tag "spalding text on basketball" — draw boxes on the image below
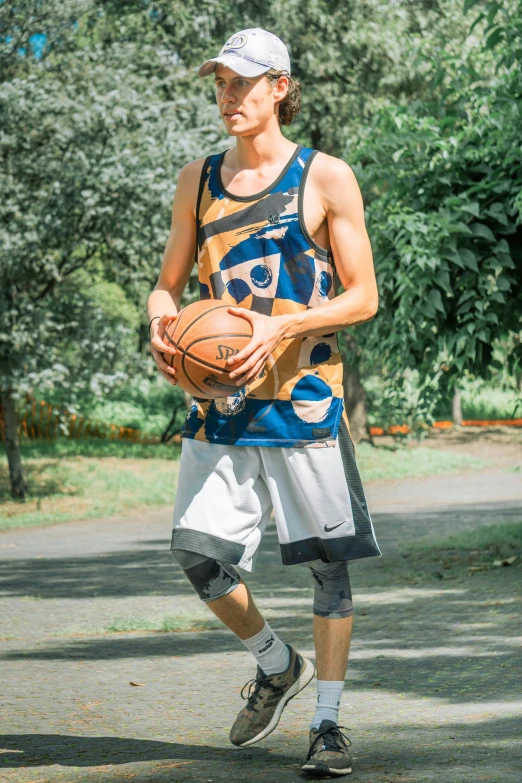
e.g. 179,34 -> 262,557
216,345 -> 239,361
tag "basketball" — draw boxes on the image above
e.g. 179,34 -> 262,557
163,300 -> 253,399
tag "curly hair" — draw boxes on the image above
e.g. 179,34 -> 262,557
265,69 -> 302,126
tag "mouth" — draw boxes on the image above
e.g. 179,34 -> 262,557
223,110 -> 242,121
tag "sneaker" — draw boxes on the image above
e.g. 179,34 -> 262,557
301,719 -> 353,777
229,644 -> 315,747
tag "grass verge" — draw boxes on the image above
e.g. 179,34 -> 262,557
399,520 -> 522,576
1,437 -> 492,532
0,439 -> 180,531
64,614 -> 222,636
356,443 -> 490,482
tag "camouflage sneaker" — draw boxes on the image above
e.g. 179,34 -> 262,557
301,720 -> 353,777
229,644 -> 315,747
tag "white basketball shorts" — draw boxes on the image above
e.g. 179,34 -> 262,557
171,419 -> 381,572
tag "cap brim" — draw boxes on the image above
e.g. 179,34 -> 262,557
198,54 -> 270,78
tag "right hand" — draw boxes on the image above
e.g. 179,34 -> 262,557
150,314 -> 178,385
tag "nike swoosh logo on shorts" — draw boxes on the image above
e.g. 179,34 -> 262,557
323,522 -> 344,533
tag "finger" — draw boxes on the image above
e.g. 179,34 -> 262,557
157,314 -> 178,347
152,335 -> 176,355
229,347 -> 266,380
234,358 -> 266,386
151,348 -> 177,377
227,338 -> 261,366
228,306 -> 254,326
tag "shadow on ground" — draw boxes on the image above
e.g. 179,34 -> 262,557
1,716 -> 520,780
1,501 -> 521,601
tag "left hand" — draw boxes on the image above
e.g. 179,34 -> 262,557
226,308 -> 287,386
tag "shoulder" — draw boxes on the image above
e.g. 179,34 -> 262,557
307,151 -> 361,209
173,155 -> 213,217
177,155 -> 210,189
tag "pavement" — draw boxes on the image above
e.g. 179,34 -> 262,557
1,465 -> 521,783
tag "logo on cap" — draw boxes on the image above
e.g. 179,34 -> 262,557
224,35 -> 247,50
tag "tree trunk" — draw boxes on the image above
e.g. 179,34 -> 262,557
1,388 -> 27,499
343,361 -> 369,443
452,387 -> 463,426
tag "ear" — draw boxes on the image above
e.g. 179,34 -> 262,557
271,74 -> 289,103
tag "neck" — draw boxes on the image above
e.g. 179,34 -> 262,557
231,122 -> 297,171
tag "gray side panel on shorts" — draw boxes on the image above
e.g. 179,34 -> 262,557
280,418 -> 382,565
170,528 -> 246,565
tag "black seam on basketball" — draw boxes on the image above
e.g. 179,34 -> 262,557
176,304 -> 236,345
182,352 -> 239,394
181,350 -> 212,396
164,309 -> 190,347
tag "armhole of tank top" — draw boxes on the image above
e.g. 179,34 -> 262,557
193,156 -> 214,265
298,150 -> 331,259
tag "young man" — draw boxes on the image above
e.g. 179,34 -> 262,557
148,27 -> 381,777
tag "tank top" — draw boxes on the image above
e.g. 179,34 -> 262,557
181,143 -> 345,448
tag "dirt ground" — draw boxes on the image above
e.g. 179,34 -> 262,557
0,429 -> 521,783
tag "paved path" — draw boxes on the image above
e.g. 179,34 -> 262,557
1,469 -> 521,783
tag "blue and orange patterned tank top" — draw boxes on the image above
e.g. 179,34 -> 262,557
181,144 -> 345,448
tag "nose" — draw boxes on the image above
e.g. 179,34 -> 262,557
220,82 -> 236,104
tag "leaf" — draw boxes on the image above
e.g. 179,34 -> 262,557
129,681 -> 145,686
471,223 -> 496,242
496,276 -> 511,292
460,202 -> 480,217
435,270 -> 452,295
459,248 -> 479,272
463,0 -> 482,12
428,289 -> 445,314
494,239 -> 509,253
486,27 -> 504,49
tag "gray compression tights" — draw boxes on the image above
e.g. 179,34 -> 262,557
171,549 -> 353,619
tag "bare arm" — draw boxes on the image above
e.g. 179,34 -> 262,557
147,159 -> 204,383
280,154 -> 378,339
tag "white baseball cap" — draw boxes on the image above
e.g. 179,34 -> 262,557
198,27 -> 291,78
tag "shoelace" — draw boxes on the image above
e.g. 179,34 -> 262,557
240,676 -> 285,712
307,725 -> 352,760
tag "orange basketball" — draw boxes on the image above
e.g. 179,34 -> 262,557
163,300 -> 253,399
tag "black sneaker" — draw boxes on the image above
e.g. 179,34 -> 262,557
301,719 -> 353,777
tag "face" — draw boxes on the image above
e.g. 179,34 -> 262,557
214,65 -> 288,136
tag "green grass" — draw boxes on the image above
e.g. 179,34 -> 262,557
404,520 -> 522,558
0,439 -> 180,531
65,614 -> 222,635
1,437 -> 493,532
14,438 -> 180,460
356,443 -> 490,482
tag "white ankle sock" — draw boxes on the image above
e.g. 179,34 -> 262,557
241,621 -> 290,675
311,680 -> 344,729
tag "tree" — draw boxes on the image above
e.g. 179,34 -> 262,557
350,0 -> 522,429
0,0 -> 217,497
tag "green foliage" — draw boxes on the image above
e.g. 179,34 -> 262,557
352,0 -> 522,411
0,0 -> 218,404
89,375 -> 187,435
434,377 -> 522,420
